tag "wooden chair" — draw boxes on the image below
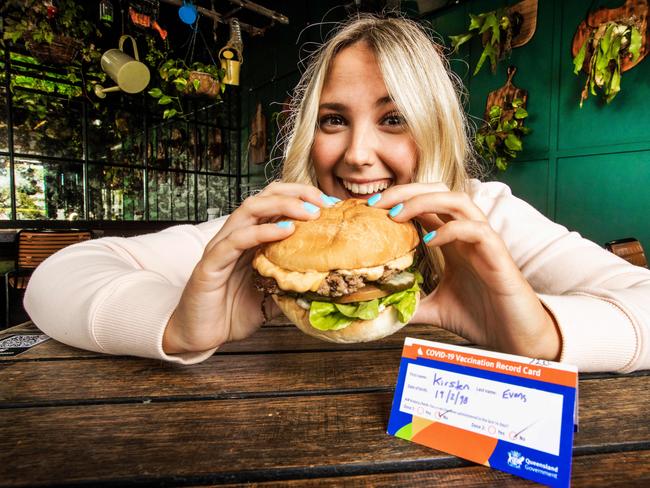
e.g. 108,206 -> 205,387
4,229 -> 93,327
604,237 -> 648,268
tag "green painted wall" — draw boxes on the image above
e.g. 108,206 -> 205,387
241,1 -> 650,252
431,0 -> 650,252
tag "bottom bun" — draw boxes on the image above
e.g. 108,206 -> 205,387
273,294 -> 418,343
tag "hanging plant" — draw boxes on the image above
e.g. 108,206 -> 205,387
2,0 -> 102,66
450,8 -> 523,75
475,98 -> 531,172
148,59 -> 225,119
572,18 -> 643,107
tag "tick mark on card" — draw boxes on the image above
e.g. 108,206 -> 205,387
438,409 -> 452,419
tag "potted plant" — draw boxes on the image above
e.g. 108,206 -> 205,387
2,0 -> 101,66
450,8 -> 523,75
474,98 -> 531,171
572,18 -> 642,107
148,58 -> 225,119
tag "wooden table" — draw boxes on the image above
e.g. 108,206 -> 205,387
1,321 -> 649,487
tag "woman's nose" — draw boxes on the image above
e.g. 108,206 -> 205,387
344,127 -> 374,167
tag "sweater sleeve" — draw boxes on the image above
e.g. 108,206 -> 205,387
470,180 -> 650,373
23,217 -> 229,364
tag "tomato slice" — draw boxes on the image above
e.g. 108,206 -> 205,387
333,284 -> 391,304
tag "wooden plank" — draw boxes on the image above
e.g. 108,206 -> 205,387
219,450 -> 650,487
0,323 -> 467,361
1,383 -> 648,486
0,349 -> 405,404
2,337 -> 649,406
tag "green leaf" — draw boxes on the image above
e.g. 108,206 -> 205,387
486,134 -> 497,150
193,79 -> 200,91
172,78 -> 188,88
334,299 -> 380,321
502,119 -> 517,131
496,156 -> 508,171
468,13 -> 484,31
473,42 -> 497,75
511,98 -> 523,108
148,88 -> 163,98
600,23 -> 614,56
629,27 -> 642,62
158,95 -> 173,105
163,108 -> 178,119
573,38 -> 588,75
514,107 -> 528,119
309,302 -> 353,331
449,32 -> 475,51
505,133 -> 523,151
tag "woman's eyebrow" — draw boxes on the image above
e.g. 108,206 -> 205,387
319,96 -> 394,111
375,96 -> 393,107
318,102 -> 346,111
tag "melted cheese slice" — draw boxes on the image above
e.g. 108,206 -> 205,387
253,250 -> 415,293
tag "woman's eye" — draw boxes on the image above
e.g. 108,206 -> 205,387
319,114 -> 345,127
383,112 -> 406,126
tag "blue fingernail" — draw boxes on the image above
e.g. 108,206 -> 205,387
367,193 -> 382,206
321,194 -> 335,206
276,220 -> 293,229
303,201 -> 320,214
389,203 -> 403,218
423,230 -> 437,244
329,195 -> 341,203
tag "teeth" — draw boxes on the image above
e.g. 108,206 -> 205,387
342,179 -> 390,195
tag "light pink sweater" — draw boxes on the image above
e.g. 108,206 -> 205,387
24,181 -> 650,372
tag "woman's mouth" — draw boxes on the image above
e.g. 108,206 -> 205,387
340,178 -> 392,199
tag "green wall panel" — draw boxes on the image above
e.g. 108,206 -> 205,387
495,158 -> 549,215
556,151 -> 650,251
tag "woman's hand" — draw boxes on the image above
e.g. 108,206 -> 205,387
374,183 -> 561,360
163,183 -> 334,354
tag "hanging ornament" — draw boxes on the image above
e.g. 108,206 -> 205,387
219,19 -> 243,86
99,0 -> 114,26
45,0 -> 58,20
178,1 -> 198,25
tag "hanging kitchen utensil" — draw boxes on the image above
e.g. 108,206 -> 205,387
484,66 -> 528,120
572,0 -> 649,73
509,0 -> 538,48
94,35 -> 151,98
248,102 -> 267,165
219,19 -> 243,86
178,1 -> 198,25
129,0 -> 167,39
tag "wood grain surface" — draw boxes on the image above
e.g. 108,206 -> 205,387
1,322 -> 648,487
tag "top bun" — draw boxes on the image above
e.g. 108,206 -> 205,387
261,198 -> 419,272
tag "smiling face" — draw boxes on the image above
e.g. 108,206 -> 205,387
310,41 -> 418,201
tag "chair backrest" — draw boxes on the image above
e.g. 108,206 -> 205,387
604,237 -> 648,268
16,229 -> 93,270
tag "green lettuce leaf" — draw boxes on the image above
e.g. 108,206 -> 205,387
308,272 -> 422,331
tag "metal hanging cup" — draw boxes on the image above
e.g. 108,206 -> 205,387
96,35 -> 150,97
219,47 -> 242,86
178,1 -> 198,25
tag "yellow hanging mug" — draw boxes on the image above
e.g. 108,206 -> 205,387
219,46 -> 242,86
95,35 -> 150,98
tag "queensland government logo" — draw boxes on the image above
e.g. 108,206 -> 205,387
507,450 -> 525,469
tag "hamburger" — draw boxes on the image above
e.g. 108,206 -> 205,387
252,198 -> 422,343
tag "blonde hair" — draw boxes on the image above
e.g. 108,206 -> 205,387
279,14 -> 475,292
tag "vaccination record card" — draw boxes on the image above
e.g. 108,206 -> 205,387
387,337 -> 578,487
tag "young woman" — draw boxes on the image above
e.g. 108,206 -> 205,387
25,15 -> 650,372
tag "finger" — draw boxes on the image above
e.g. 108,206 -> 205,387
208,194 -> 323,252
259,181 -> 337,208
422,220 -> 511,270
204,221 -> 296,272
389,191 -> 487,226
368,182 -> 450,209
